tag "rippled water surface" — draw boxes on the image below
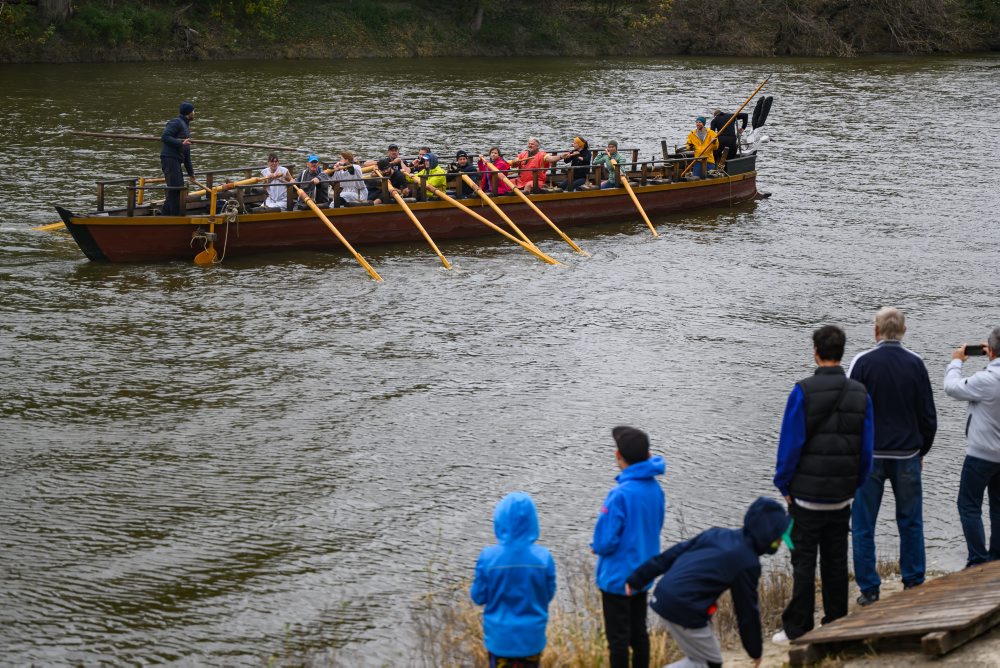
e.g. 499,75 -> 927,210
2,56 -> 1000,664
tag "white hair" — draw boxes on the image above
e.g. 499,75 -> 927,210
875,307 -> 906,341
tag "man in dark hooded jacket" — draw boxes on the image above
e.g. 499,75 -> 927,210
626,497 -> 792,668
159,101 -> 197,215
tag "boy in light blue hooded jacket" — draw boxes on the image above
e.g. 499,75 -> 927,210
592,426 -> 666,668
472,492 -> 557,667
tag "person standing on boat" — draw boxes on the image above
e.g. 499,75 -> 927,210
296,155 -> 331,209
477,147 -> 511,196
943,327 -> 1000,568
259,153 -> 293,211
511,137 -> 548,194
710,109 -> 748,165
159,101 -> 196,216
331,151 -> 368,206
848,307 -> 937,607
592,140 -> 627,190
771,325 -> 874,645
546,135 -> 592,191
686,117 -> 719,179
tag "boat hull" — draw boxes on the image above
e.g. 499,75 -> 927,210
56,172 -> 758,263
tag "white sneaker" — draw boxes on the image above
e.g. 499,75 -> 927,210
772,630 -> 790,644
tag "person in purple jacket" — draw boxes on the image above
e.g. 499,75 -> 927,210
592,426 -> 666,668
626,497 -> 793,668
471,492 -> 557,668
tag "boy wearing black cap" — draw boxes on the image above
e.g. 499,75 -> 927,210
592,426 -> 666,668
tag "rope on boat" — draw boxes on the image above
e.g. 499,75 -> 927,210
216,199 -> 241,263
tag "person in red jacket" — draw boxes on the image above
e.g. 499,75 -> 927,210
510,137 -> 548,194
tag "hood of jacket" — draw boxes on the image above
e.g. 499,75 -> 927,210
494,491 -> 539,546
743,497 -> 790,555
617,455 -> 666,483
424,152 -> 439,170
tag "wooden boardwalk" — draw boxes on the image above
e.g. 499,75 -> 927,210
789,561 -> 1000,665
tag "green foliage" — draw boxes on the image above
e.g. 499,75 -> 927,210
61,4 -> 170,47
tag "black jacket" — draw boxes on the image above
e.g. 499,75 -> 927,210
710,112 -> 748,138
160,115 -> 194,177
789,367 -> 869,503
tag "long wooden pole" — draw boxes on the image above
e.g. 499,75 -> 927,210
483,162 -> 588,256
610,158 -> 658,237
379,171 -> 451,269
681,75 -> 771,177
292,185 -> 383,281
460,174 -> 535,247
422,183 -> 561,266
74,131 -> 302,153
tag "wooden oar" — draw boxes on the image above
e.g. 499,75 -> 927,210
459,174 -> 536,247
422,183 -> 560,266
187,178 -> 222,265
610,158 -> 658,237
74,131 -> 302,152
378,170 -> 451,269
681,75 -> 771,177
291,184 -> 383,281
483,162 -> 588,256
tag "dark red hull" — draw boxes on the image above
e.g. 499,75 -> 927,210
56,172 -> 758,263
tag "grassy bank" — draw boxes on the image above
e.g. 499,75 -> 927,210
1,0 -> 997,63
413,554 -> 901,667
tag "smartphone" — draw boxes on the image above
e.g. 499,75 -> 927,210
965,344 -> 987,356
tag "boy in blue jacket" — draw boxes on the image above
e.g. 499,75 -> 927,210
592,426 -> 666,668
471,492 -> 557,668
626,497 -> 793,668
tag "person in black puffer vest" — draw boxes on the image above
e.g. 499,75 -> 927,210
772,324 -> 874,644
159,101 -> 197,216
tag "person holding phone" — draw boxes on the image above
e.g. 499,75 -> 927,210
944,327 -> 1000,567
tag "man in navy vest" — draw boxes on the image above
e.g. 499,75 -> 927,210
772,325 -> 874,643
848,308 -> 937,606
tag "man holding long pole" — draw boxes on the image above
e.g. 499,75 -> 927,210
159,101 -> 197,216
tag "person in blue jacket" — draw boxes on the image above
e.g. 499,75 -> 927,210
471,492 -> 556,668
159,101 -> 196,216
626,497 -> 793,668
592,426 -> 666,668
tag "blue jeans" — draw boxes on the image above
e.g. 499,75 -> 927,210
851,457 -> 925,595
691,161 -> 714,178
957,455 -> 1000,567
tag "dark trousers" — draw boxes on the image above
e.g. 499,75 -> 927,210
957,455 -> 1000,567
714,136 -> 739,164
601,590 -> 649,668
488,654 -> 540,668
782,502 -> 850,639
160,156 -> 184,215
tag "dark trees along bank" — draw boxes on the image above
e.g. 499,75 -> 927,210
0,0 -> 997,62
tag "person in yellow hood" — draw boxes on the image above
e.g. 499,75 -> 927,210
686,116 -> 719,178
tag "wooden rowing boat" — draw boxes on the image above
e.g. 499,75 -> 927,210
54,152 -> 761,264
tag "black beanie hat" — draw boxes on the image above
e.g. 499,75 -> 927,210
612,426 -> 650,464
179,101 -> 195,116
377,157 -> 391,171
456,150 -> 469,159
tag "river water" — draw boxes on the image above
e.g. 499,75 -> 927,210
1,56 -> 999,664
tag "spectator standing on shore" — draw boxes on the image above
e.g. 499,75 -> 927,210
471,492 -> 556,668
159,101 -> 196,215
772,325 -> 874,643
592,426 -> 666,668
944,327 -> 1000,567
626,497 -> 792,668
847,307 -> 937,606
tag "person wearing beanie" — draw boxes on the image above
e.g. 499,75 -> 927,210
471,492 -> 557,668
685,116 -> 719,179
366,156 -> 407,206
592,140 -> 627,190
627,498 -> 793,668
591,426 -> 666,668
545,135 -> 592,191
710,108 -> 748,165
447,150 -> 478,198
158,101 -> 197,215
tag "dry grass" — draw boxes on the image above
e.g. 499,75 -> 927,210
413,553 -> 903,666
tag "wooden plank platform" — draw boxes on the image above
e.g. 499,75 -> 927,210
789,560 -> 1000,665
